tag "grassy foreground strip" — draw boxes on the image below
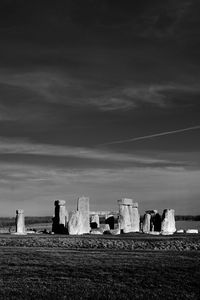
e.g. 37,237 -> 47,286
0,247 -> 199,299
0,234 -> 200,250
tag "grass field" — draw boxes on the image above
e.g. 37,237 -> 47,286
0,235 -> 200,299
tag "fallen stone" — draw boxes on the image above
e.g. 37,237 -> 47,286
161,231 -> 174,235
148,231 -> 160,235
110,228 -> 120,235
90,229 -> 103,235
99,224 -> 110,232
186,229 -> 198,234
176,229 -> 184,233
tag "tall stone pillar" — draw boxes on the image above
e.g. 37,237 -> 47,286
16,209 -> 25,234
142,213 -> 151,233
161,209 -> 176,234
52,200 -> 67,234
118,199 -> 140,233
77,196 -> 90,234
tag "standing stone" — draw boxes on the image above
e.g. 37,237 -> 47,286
68,211 -> 81,235
52,200 -> 67,234
105,215 -> 115,230
142,213 -> 151,233
77,196 -> 90,234
68,196 -> 90,235
16,209 -> 25,234
154,213 -> 162,232
161,209 -> 176,234
118,199 -> 140,233
90,214 -> 100,229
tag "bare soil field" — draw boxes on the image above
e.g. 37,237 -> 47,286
0,234 -> 200,299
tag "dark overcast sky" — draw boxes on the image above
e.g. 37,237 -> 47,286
0,0 -> 200,216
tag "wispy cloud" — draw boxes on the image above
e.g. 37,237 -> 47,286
0,137 -> 174,167
1,70 -> 200,112
0,161 -> 199,215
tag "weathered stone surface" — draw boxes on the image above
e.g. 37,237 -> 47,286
90,229 -> 103,235
110,228 -> 120,235
119,200 -> 140,233
148,231 -> 160,235
145,210 -> 158,215
161,209 -> 176,234
77,196 -> 90,234
142,213 -> 151,233
52,200 -> 67,234
105,215 -> 115,230
15,209 -> 25,234
186,229 -> 198,234
161,231 -> 174,235
68,211 -> 81,235
144,210 -> 161,232
68,197 -> 90,235
90,214 -> 100,229
99,224 -> 110,232
118,198 -> 133,206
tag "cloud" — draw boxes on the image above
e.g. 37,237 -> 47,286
0,160 -> 199,215
0,137 -> 176,167
0,69 -> 200,113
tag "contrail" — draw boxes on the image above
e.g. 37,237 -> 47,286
99,125 -> 200,146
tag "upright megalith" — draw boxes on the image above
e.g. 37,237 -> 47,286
142,213 -> 151,233
15,209 -> 25,234
161,209 -> 176,234
142,210 -> 161,233
77,196 -> 90,234
118,199 -> 140,233
52,200 -> 67,234
68,211 -> 81,235
154,213 -> 162,232
68,196 -> 90,235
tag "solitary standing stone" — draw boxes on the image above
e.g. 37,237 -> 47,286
52,200 -> 67,234
161,209 -> 176,234
16,209 -> 25,234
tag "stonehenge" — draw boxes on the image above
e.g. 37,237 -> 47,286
11,197 -> 181,236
